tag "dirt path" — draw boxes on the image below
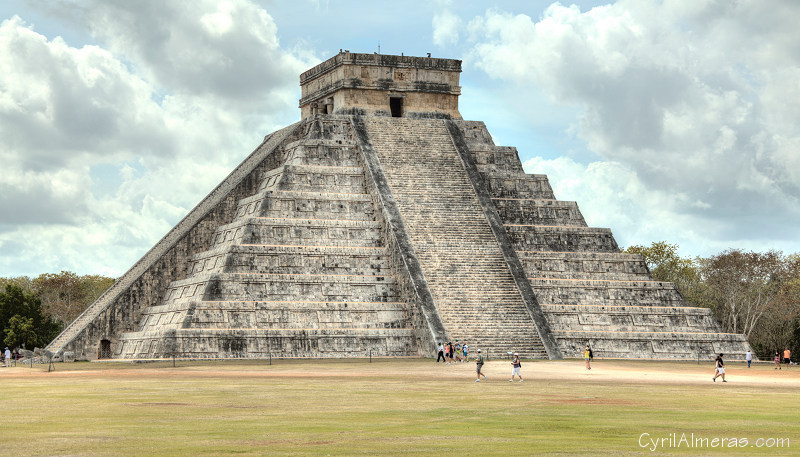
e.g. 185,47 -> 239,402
2,359 -> 799,388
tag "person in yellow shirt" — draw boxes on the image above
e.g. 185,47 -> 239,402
584,345 -> 591,370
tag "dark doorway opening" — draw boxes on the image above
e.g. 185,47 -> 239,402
99,339 -> 112,359
390,97 -> 403,117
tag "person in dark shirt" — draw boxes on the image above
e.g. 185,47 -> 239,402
712,353 -> 727,382
475,349 -> 487,382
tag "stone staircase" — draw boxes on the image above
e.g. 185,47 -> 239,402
363,117 -> 548,358
114,117 -> 418,358
455,120 -> 752,360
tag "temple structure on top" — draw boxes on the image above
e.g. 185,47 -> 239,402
299,51 -> 462,119
47,52 -> 752,361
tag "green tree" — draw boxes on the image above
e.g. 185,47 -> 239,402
0,276 -> 35,294
750,253 -> 800,358
700,249 -> 786,338
623,241 -> 705,306
0,284 -> 62,348
32,271 -> 114,325
4,315 -> 38,349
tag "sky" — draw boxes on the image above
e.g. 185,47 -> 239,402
1,0 -> 799,277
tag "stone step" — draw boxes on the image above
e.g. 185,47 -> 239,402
365,117 -> 548,356
484,174 -> 556,199
529,278 -> 684,305
226,250 -> 388,276
210,217 -> 384,248
493,198 -> 587,227
282,138 -> 361,167
455,120 -> 496,146
469,145 -> 524,172
554,331 -> 751,360
260,191 -> 375,221
188,244 -> 389,275
115,327 -> 417,359
146,300 -> 409,315
260,164 -> 367,193
517,251 -> 651,280
160,272 -> 398,304
505,225 -> 620,253
233,190 -> 373,221
138,307 -> 412,332
546,315 -> 724,334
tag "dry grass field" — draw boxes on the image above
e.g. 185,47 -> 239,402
2,358 -> 798,456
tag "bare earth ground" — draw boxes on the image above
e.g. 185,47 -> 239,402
3,357 -> 799,387
1,358 -> 798,456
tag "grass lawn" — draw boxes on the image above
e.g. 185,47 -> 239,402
2,358 -> 798,456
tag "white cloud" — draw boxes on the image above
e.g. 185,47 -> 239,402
449,0 -> 800,254
0,1 -> 314,276
433,10 -> 461,47
42,0 -> 311,104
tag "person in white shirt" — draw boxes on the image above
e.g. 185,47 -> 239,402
746,350 -> 753,368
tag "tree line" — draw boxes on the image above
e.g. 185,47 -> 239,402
0,272 -> 114,350
624,242 -> 800,359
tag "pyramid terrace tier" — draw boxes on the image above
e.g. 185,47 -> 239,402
505,225 -> 620,252
470,146 -> 527,175
493,198 -> 588,227
188,245 -> 391,276
208,218 -> 384,248
517,251 -> 652,280
553,329 -> 752,360
229,190 -> 375,222
455,120 -> 497,147
159,272 -> 398,305
529,278 -> 684,306
281,138 -> 361,167
481,174 -> 557,200
114,327 -> 418,359
542,304 -> 724,333
137,300 -> 412,332
256,164 -> 368,194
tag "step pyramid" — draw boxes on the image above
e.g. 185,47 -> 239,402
47,52 -> 751,361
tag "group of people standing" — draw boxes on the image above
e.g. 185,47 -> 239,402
436,342 -> 524,383
436,341 -> 469,364
773,348 -> 792,369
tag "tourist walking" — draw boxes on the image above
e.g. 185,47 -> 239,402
462,342 -> 469,362
444,342 -> 451,364
713,353 -> 727,382
509,352 -> 523,382
448,341 -> 455,364
775,352 -> 781,370
584,345 -> 592,370
784,348 -> 791,369
4,347 -> 10,368
475,349 -> 487,382
746,350 -> 752,368
454,340 -> 463,363
436,342 -> 445,362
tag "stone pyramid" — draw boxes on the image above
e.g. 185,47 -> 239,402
47,52 -> 751,360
